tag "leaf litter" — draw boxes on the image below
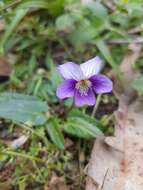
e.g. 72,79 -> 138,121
86,44 -> 143,190
0,57 -> 11,76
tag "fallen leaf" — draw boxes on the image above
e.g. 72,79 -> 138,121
0,57 -> 11,76
10,135 -> 29,149
47,175 -> 70,190
65,138 -> 74,149
113,43 -> 141,100
86,44 -> 143,190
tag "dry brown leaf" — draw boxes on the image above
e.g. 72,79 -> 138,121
47,175 -> 70,190
0,57 -> 11,76
87,100 -> 143,190
113,44 -> 141,100
0,186 -> 12,190
65,138 -> 74,149
86,44 -> 143,190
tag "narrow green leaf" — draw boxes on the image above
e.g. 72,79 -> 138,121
95,39 -> 116,68
0,9 -> 28,52
46,119 -> 64,149
17,0 -> 49,9
17,0 -> 65,16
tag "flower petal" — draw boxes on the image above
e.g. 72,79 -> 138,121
58,62 -> 83,81
80,56 -> 102,78
56,79 -> 76,99
74,88 -> 96,107
90,74 -> 113,94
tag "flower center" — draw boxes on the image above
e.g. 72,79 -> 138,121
75,79 -> 92,96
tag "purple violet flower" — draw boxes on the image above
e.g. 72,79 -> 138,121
56,56 -> 113,107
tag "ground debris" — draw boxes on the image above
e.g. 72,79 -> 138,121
0,57 -> 11,76
46,175 -> 70,190
86,44 -> 143,190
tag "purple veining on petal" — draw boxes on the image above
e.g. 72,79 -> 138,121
56,79 -> 76,99
58,62 -> 84,81
80,56 -> 102,78
74,88 -> 96,107
56,56 -> 113,107
90,74 -> 113,94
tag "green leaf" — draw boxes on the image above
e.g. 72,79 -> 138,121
18,0 -> 65,16
47,55 -> 62,88
56,14 -> 74,31
68,19 -> 96,46
46,118 -> 64,149
132,77 -> 143,94
0,93 -> 48,125
95,39 -> 116,68
17,0 -> 49,9
63,111 -> 102,139
0,9 -> 28,52
86,2 -> 108,19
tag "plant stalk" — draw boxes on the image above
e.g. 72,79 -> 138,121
91,94 -> 102,118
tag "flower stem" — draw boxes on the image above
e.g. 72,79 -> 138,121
91,94 -> 102,118
82,105 -> 87,114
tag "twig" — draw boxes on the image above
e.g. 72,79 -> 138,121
107,37 -> 143,44
128,26 -> 143,34
100,169 -> 109,190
